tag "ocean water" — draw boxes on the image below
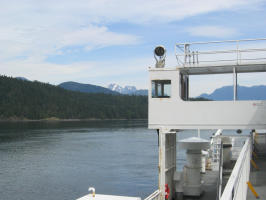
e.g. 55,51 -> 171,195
0,120 -> 250,200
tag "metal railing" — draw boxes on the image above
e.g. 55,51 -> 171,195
209,132 -> 222,171
144,190 -> 160,200
216,142 -> 223,200
211,137 -> 222,163
220,138 -> 251,200
175,38 -> 266,67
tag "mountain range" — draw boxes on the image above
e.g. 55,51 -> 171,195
14,78 -> 147,95
58,82 -> 147,95
199,85 -> 266,100
13,77 -> 266,100
108,83 -> 148,95
58,81 -> 119,95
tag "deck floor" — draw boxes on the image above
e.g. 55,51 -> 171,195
247,132 -> 266,200
247,156 -> 266,200
179,134 -> 265,200
183,171 -> 219,200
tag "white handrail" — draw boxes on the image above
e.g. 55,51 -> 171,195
176,38 -> 266,46
175,38 -> 266,67
217,141 -> 223,200
220,138 -> 251,200
144,190 -> 160,200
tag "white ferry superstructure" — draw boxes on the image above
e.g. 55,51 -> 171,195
77,38 -> 266,200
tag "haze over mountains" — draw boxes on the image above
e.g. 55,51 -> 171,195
60,81 -> 266,100
199,85 -> 266,100
15,77 -> 148,95
58,82 -> 148,95
14,77 -> 266,100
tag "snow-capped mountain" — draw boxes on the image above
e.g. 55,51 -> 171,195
108,83 -> 147,95
108,83 -> 124,93
124,86 -> 137,94
59,82 -> 119,95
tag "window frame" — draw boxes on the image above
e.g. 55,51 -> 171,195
151,80 -> 171,98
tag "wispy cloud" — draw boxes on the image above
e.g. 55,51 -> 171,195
0,0 -> 265,91
1,57 -> 153,88
0,24 -> 140,62
61,25 -> 140,50
18,0 -> 259,24
186,25 -> 238,38
0,0 -> 261,61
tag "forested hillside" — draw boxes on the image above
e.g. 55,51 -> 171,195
0,76 -> 147,120
58,81 -> 118,94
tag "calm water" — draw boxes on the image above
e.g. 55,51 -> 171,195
0,120 -> 250,200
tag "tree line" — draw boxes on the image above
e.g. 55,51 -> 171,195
0,76 -> 147,120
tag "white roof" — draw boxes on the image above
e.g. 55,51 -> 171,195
179,63 -> 266,75
256,129 -> 266,134
76,194 -> 141,200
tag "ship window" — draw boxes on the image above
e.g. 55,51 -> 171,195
189,74 -> 233,101
152,80 -> 171,98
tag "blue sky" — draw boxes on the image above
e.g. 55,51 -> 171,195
1,0 -> 266,96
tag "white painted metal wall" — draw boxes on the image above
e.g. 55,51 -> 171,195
148,69 -> 266,130
158,128 -> 176,200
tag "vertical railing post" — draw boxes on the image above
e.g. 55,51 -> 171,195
192,51 -> 195,65
235,40 -> 240,103
236,40 -> 240,65
184,44 -> 190,67
196,51 -> 199,65
233,67 -> 238,101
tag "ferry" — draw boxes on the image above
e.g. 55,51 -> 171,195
77,38 -> 266,200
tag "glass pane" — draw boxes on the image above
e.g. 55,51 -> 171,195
152,81 -> 156,97
164,83 -> 171,97
157,83 -> 162,96
151,80 -> 171,98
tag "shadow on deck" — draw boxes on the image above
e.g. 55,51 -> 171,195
247,133 -> 266,200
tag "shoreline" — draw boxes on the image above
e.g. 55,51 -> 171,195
0,118 -> 147,122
